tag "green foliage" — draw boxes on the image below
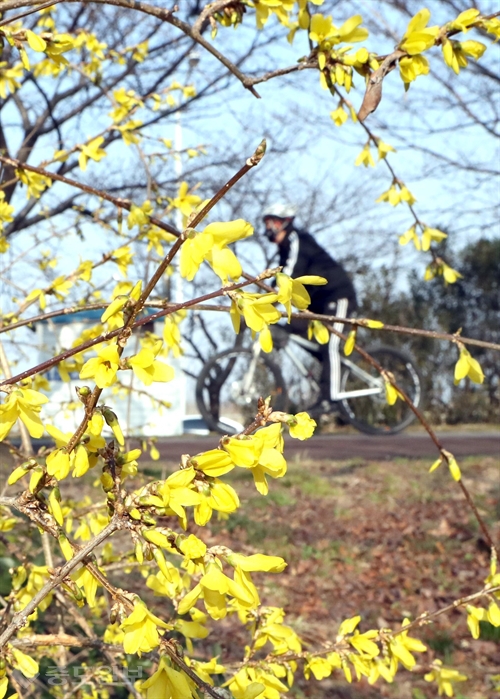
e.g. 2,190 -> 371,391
358,238 -> 499,423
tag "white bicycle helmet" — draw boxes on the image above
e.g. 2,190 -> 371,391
262,202 -> 297,219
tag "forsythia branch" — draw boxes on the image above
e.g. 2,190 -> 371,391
0,519 -> 119,648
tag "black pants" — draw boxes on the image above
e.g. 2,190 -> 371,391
276,298 -> 355,401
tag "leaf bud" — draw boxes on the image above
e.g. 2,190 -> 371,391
102,407 -> 125,445
253,138 -> 266,161
76,386 -> 92,404
170,639 -> 184,658
61,579 -> 84,602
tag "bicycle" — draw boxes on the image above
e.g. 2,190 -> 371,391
195,326 -> 423,436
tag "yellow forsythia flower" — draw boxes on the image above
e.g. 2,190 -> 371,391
454,346 -> 484,384
226,552 -> 287,573
308,320 -> 329,344
288,412 -> 317,440
138,657 -> 196,698
399,8 -> 439,56
399,224 -> 420,250
126,340 -> 174,386
180,219 -> 253,283
355,144 -> 375,167
421,227 -> 447,251
424,659 -> 467,696
79,344 -> 120,388
222,424 -> 286,495
78,136 -> 107,171
399,54 -> 430,83
121,600 -> 169,654
168,180 -> 202,218
10,647 -> 39,678
442,38 -> 486,74
0,388 -> 48,441
388,619 -> 427,669
330,105 -> 348,126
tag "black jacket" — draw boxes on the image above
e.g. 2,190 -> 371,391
277,227 -> 357,313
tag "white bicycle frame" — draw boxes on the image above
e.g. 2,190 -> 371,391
245,333 -> 383,402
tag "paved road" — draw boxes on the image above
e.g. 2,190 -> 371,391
158,431 -> 500,462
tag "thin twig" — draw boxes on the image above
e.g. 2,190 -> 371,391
0,519 -> 119,649
0,0 -> 62,26
0,154 -> 179,238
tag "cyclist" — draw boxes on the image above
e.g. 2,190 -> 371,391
263,203 -> 358,415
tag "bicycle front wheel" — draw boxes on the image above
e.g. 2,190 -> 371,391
195,348 -> 288,434
338,346 -> 423,435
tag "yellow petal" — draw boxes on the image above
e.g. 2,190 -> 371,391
365,319 -> 384,329
454,353 -> 469,382
467,356 -> 484,384
385,382 -> 398,405
259,326 -> 273,353
448,456 -> 461,481
26,30 -> 47,52
344,330 -> 356,356
72,445 -> 90,477
194,449 -> 234,477
229,553 -> 287,573
294,275 -> 328,285
429,457 -> 442,473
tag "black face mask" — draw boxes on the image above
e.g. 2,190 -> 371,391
265,228 -> 279,242
263,218 -> 292,243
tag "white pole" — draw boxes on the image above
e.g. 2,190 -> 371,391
171,52 -> 200,304
172,110 -> 184,304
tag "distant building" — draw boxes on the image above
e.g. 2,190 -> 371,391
36,310 -> 185,437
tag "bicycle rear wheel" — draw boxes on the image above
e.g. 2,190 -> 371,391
338,346 -> 423,435
195,348 -> 288,434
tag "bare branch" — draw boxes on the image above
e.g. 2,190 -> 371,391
0,519 -> 119,649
